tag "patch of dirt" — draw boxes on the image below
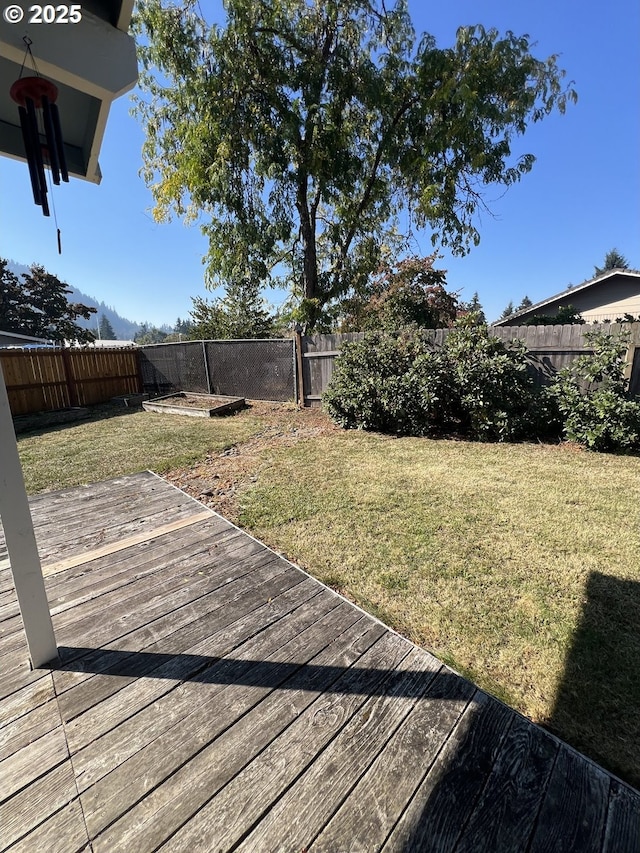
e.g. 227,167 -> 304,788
152,393 -> 244,410
163,400 -> 338,522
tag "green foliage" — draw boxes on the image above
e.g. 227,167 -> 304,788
98,315 -> 116,340
0,258 -> 96,343
444,319 -> 549,440
595,248 -> 629,277
523,305 -> 584,325
134,323 -> 169,345
551,330 -> 640,452
458,292 -> 486,324
324,319 -> 553,441
340,254 -> 456,332
499,300 -> 514,320
322,331 -> 426,434
188,282 -> 275,340
133,1 -> 576,329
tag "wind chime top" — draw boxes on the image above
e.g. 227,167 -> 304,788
10,37 -> 69,250
10,76 -> 60,109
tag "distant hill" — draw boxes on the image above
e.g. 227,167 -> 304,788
5,260 -> 143,340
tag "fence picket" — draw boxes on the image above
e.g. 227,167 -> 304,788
299,324 -> 640,406
0,348 -> 142,416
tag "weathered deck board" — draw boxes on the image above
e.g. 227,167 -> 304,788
309,667 -> 475,852
5,798 -> 90,853
528,747 -> 610,853
1,471 -> 639,853
603,780 -> 640,853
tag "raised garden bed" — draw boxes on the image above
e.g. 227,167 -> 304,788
13,407 -> 90,433
142,392 -> 245,418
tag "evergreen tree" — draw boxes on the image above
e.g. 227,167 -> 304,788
188,282 -> 275,340
516,295 -> 533,311
499,300 -> 514,320
134,324 -> 168,344
458,291 -> 486,324
98,314 -> 116,340
187,298 -> 225,340
594,249 -> 629,277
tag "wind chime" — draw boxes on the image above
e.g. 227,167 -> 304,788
9,38 -> 68,251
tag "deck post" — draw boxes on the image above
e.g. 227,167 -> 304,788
0,361 -> 57,668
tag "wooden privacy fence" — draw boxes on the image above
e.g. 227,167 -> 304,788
1,348 -> 142,416
4,324 -> 640,415
300,324 -> 640,407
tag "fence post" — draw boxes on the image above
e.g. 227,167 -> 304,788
61,348 -> 79,407
0,361 -> 57,668
294,329 -> 305,406
202,341 -> 213,395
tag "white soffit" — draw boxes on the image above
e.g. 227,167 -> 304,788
0,1 -> 137,183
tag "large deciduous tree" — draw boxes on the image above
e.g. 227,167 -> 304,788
0,259 -> 96,343
134,0 -> 576,329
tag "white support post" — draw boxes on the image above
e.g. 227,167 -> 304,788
0,361 -> 57,668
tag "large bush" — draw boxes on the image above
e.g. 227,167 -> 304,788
321,332 -> 426,434
551,330 -> 640,451
324,320 -> 557,441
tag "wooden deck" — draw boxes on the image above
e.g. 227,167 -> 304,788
1,471 -> 639,852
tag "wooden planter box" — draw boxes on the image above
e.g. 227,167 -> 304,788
142,392 -> 245,418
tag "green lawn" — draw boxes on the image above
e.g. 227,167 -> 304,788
17,406 -> 264,493
15,406 -> 640,787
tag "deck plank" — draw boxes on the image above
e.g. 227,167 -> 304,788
157,617 -> 390,852
50,553 -> 287,706
528,746 -> 610,853
6,798 -> 90,853
235,645 -> 440,852
89,600 -> 364,850
82,589 -> 341,839
309,667 -> 475,852
60,569 -> 312,747
0,725 -> 70,803
452,713 -> 559,852
0,697 -> 61,760
603,780 -> 640,852
381,689 -> 514,852
0,760 -> 78,849
0,677 -> 55,733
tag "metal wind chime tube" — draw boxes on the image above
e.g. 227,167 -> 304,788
10,75 -> 69,217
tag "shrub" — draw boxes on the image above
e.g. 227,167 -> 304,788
551,330 -> 640,451
324,320 -> 559,442
443,320 -> 545,441
323,332 -> 424,434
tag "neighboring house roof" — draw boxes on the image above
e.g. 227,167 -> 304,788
90,340 -> 136,348
0,330 -> 52,347
493,269 -> 640,326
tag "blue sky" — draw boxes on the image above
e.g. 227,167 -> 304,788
0,0 -> 638,326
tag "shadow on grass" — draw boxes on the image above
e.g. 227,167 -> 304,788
14,397 -> 256,439
13,402 -> 143,438
545,571 -> 640,789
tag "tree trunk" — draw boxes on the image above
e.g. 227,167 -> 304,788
297,177 -> 320,328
